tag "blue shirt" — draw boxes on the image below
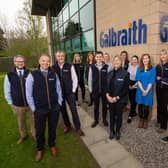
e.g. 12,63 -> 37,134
26,71 -> 63,112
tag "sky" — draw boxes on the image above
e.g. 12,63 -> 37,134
0,0 -> 24,28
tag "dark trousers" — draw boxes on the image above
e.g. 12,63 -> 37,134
89,92 -> 93,104
128,88 -> 137,117
34,108 -> 60,151
138,104 -> 150,120
109,103 -> 124,132
93,93 -> 107,122
156,88 -> 168,129
75,81 -> 85,101
61,94 -> 81,130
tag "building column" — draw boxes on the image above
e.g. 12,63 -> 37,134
46,9 -> 54,65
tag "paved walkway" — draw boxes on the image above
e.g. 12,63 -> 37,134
73,106 -> 143,168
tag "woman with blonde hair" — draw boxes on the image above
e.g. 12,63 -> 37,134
73,53 -> 85,103
136,54 -> 156,129
106,55 -> 129,140
156,49 -> 168,133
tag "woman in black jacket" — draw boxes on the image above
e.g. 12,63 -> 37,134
73,53 -> 85,103
156,49 -> 168,133
106,55 -> 129,140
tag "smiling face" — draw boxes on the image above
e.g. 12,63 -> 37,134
131,56 -> 138,66
104,53 -> 110,63
160,50 -> 168,64
142,55 -> 150,66
74,53 -> 81,63
95,53 -> 103,64
56,51 -> 65,65
14,56 -> 25,69
39,55 -> 51,70
113,56 -> 122,70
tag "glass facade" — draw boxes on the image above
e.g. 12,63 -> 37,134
51,0 -> 95,62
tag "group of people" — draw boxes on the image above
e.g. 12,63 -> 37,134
4,49 -> 168,161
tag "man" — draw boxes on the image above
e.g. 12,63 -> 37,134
52,51 -> 84,136
26,53 -> 62,161
103,52 -> 113,72
88,51 -> 108,128
4,55 -> 35,144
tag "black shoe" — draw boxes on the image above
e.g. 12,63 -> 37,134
161,136 -> 168,143
127,117 -> 132,124
109,130 -> 115,140
91,121 -> 98,128
116,131 -> 120,140
103,120 -> 108,127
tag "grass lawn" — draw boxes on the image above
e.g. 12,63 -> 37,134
0,74 -> 99,168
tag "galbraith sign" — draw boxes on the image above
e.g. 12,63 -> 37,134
160,16 -> 168,43
99,19 -> 147,48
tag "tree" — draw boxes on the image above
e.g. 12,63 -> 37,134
0,27 -> 7,51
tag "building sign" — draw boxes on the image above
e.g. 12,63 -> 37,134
160,16 -> 168,43
100,19 -> 147,48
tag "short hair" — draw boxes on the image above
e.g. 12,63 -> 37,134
104,52 -> 110,57
113,55 -> 122,62
39,53 -> 51,60
55,50 -> 65,56
95,51 -> 103,56
13,55 -> 25,62
131,55 -> 139,61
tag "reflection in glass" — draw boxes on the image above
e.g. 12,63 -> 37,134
70,0 -> 78,16
80,1 -> 93,31
82,30 -> 94,51
79,0 -> 89,8
63,6 -> 69,22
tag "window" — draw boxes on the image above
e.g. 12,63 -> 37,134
63,6 -> 69,22
70,0 -> 78,17
79,0 -> 89,8
82,30 -> 94,51
80,1 -> 94,31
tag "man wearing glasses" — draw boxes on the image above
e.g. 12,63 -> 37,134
4,55 -> 35,144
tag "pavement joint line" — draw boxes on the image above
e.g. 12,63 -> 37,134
68,106 -> 143,168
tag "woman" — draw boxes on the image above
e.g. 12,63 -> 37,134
120,50 -> 129,70
127,55 -> 139,123
73,53 -> 85,103
85,52 -> 95,106
136,54 -> 156,129
106,55 -> 129,140
156,49 -> 168,133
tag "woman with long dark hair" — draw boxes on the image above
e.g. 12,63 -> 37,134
136,54 -> 156,129
85,52 -> 95,106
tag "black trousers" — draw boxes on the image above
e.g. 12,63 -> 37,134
138,104 -> 150,120
34,107 -> 60,151
156,88 -> 168,129
75,81 -> 85,101
89,92 -> 93,104
61,94 -> 81,130
128,88 -> 137,117
109,103 -> 124,132
93,93 -> 107,122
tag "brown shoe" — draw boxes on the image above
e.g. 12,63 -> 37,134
143,120 -> 148,129
35,150 -> 43,162
50,147 -> 57,156
17,135 -> 28,144
64,127 -> 72,134
76,129 -> 85,136
138,119 -> 144,128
